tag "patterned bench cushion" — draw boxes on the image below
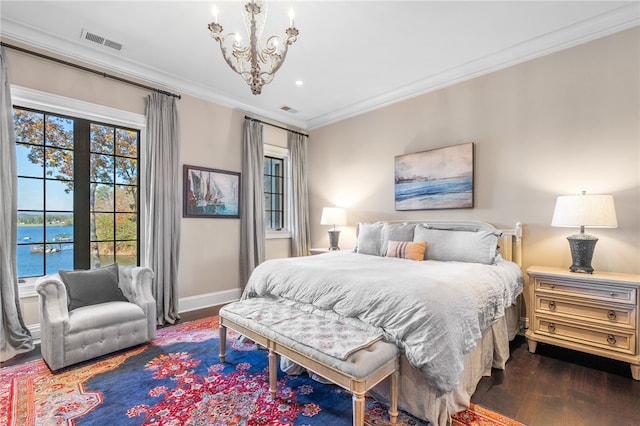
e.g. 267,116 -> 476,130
220,298 -> 398,378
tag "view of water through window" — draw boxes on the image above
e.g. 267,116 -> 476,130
17,224 -> 136,277
14,106 -> 140,278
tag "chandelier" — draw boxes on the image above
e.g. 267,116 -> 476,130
207,1 -> 299,95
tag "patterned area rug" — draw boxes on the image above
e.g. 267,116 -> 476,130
451,403 -> 526,426
0,316 -> 525,425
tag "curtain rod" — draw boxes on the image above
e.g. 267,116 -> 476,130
245,116 -> 308,138
1,42 -> 181,99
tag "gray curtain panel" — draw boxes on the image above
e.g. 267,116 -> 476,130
144,93 -> 181,325
240,119 -> 265,290
288,131 -> 311,257
0,46 -> 34,362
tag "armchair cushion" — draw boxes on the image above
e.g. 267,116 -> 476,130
59,263 -> 128,311
68,301 -> 145,333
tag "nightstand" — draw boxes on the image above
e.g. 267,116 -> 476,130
526,266 -> 640,380
310,248 -> 331,255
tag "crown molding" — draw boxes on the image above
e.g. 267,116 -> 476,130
1,18 -> 308,130
3,3 -> 638,132
306,3 -> 640,129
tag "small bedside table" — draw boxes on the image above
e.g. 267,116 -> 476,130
525,266 -> 640,380
310,248 -> 331,255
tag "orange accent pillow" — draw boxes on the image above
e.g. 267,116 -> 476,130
386,240 -> 427,261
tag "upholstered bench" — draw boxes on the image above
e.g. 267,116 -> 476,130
219,298 -> 399,426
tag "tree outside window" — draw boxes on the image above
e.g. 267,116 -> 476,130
14,107 -> 139,278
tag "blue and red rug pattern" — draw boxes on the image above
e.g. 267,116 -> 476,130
1,317 -> 428,425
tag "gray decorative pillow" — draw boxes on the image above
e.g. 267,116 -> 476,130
413,226 -> 501,264
383,222 -> 415,244
59,263 -> 128,311
355,222 -> 386,256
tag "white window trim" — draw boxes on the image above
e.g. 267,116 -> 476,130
11,85 -> 147,298
264,144 -> 291,240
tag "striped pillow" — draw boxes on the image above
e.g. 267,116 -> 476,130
386,240 -> 427,261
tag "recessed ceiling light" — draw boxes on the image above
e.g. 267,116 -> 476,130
295,80 -> 304,86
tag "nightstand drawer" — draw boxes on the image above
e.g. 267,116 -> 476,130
527,266 -> 640,380
535,278 -> 636,305
536,317 -> 636,355
535,295 -> 636,328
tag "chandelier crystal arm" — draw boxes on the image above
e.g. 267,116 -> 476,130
208,26 -> 250,79
207,1 -> 299,95
248,4 -> 261,94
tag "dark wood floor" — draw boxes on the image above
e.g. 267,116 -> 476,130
472,335 -> 640,426
3,306 -> 639,425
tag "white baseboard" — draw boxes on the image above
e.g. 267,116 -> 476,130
27,288 -> 242,345
28,323 -> 41,342
178,288 -> 241,313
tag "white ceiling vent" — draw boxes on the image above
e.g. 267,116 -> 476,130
280,105 -> 298,113
80,29 -> 123,51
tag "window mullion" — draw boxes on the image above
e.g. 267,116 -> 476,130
74,119 -> 91,269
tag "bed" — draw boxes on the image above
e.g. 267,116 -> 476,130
241,220 -> 523,426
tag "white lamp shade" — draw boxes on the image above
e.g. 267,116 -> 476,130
320,207 -> 347,226
551,194 -> 618,228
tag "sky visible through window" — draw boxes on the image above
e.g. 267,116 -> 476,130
16,113 -> 74,212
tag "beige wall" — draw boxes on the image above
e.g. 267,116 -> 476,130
7,27 -> 639,329
308,27 -> 640,275
179,97 -> 244,298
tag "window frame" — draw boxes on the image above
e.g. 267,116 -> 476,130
12,86 -> 146,298
263,144 -> 291,240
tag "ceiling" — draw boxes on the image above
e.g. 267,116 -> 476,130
1,1 -> 638,130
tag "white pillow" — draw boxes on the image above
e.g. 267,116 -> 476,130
355,222 -> 386,256
413,225 -> 500,264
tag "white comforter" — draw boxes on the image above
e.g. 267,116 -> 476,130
243,251 -> 523,395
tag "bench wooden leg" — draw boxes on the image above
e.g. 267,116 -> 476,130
269,349 -> 277,399
389,370 -> 399,424
352,391 -> 365,426
219,324 -> 227,362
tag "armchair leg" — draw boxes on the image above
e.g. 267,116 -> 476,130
219,324 -> 227,362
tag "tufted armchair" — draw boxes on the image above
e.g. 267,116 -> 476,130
36,265 -> 156,371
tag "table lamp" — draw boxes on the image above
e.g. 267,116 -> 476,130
551,191 -> 617,273
320,207 -> 347,250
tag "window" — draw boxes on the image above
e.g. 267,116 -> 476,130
263,144 -> 290,238
264,156 -> 284,229
14,106 -> 140,279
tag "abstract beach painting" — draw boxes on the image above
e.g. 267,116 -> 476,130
395,142 -> 474,210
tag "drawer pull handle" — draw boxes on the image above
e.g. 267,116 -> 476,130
548,323 -> 556,333
609,292 -> 616,297
549,284 -> 555,289
607,310 -> 617,321
607,335 -> 617,345
548,301 -> 556,311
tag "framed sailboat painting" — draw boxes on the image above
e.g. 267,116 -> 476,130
183,165 -> 241,218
